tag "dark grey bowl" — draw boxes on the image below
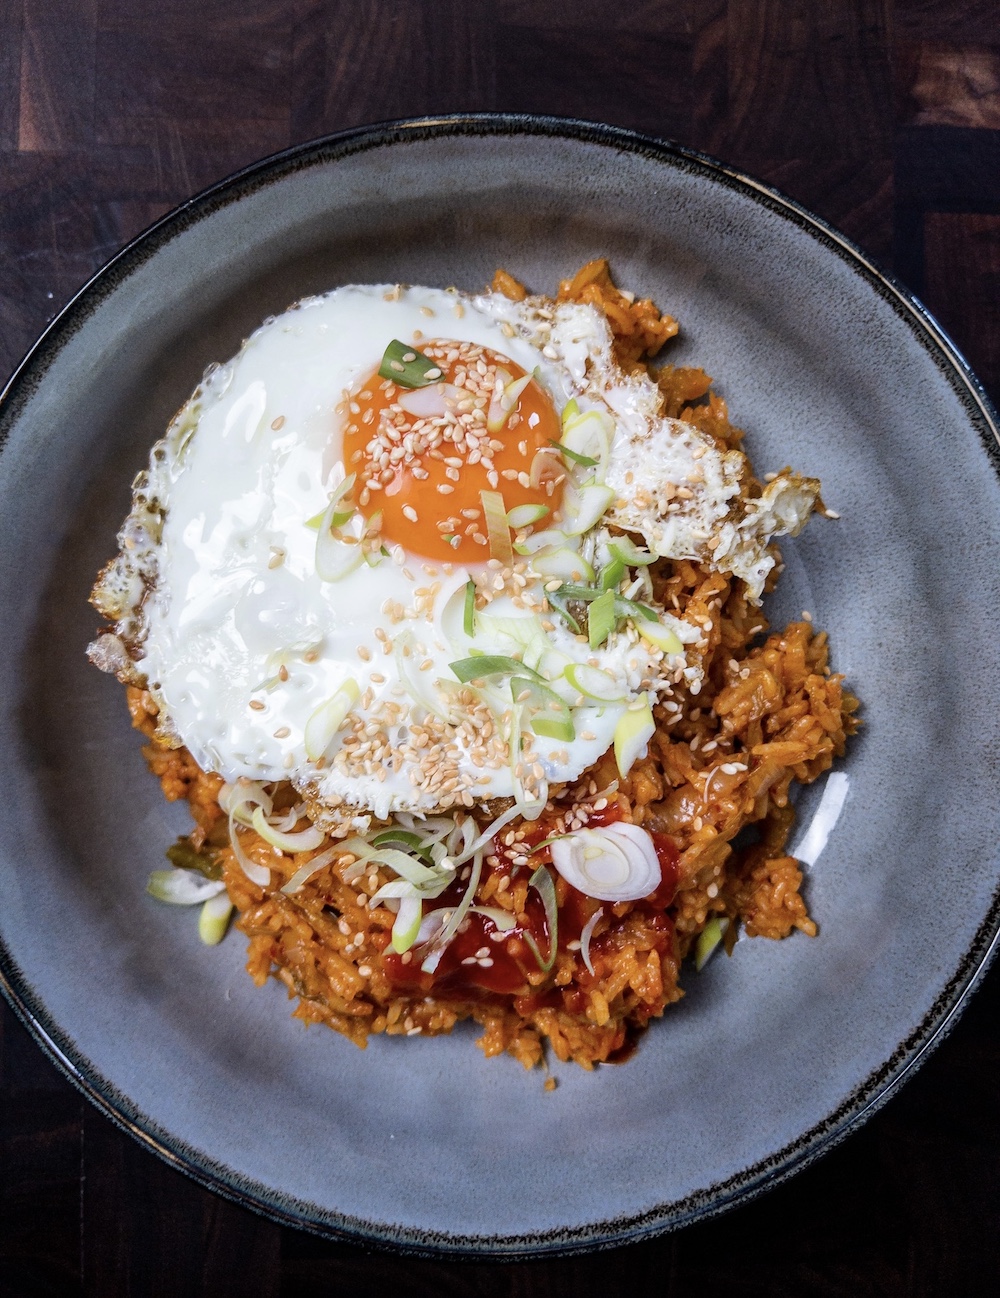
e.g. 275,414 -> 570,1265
1,115 -> 999,1257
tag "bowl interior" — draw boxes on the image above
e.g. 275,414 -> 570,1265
2,121 -> 999,1253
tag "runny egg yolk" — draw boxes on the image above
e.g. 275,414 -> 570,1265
343,338 -> 564,562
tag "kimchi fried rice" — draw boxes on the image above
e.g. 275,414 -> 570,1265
90,260 -> 858,1069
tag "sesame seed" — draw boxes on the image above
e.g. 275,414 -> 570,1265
273,726 -> 290,738
390,360 -> 404,372
402,505 -> 419,522
270,415 -> 286,430
278,664 -> 289,682
249,699 -> 265,711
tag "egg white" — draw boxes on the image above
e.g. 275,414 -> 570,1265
91,281 -> 817,829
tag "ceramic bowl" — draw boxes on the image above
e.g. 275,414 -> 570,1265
1,115 -> 999,1256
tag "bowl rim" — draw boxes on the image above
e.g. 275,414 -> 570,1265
1,111 -> 999,1259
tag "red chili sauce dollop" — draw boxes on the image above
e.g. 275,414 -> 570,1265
382,803 -> 680,1010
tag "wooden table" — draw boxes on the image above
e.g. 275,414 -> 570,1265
2,3 -> 998,1293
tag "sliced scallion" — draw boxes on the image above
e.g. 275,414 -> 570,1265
511,677 -> 575,743
530,546 -> 595,583
480,489 -> 514,567
463,579 -> 476,638
371,828 -> 434,862
507,502 -> 550,529
545,587 -> 582,634
303,678 -> 360,761
563,663 -> 626,702
550,438 -> 598,467
421,850 -> 485,974
378,339 -> 441,389
198,893 -> 234,945
588,588 -> 617,648
695,916 -> 730,971
147,869 -> 226,906
599,556 -> 626,590
522,865 -> 558,972
579,906 -> 604,976
251,805 -> 326,854
449,654 -> 542,684
613,694 -> 656,777
469,905 -> 517,932
638,620 -> 685,656
391,895 -> 423,953
562,483 -> 616,535
608,537 -> 654,566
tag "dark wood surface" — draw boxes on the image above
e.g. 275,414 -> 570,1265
2,3 -> 999,1294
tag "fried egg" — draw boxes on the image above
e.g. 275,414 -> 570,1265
90,282 -> 819,831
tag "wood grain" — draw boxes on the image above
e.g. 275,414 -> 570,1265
1,2 -> 999,1294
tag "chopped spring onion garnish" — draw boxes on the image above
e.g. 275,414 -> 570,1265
553,583 -> 657,627
560,397 -> 579,425
198,893 -> 234,946
545,586 -> 582,634
550,823 -> 661,902
147,869 -> 227,905
599,556 -> 626,590
469,905 -> 517,932
513,526 -> 572,556
487,372 -> 532,435
228,819 -> 271,887
349,844 -> 447,891
530,546 -> 595,583
549,439 -> 598,468
579,907 -> 604,976
562,663 -> 626,702
391,895 -> 423,953
449,654 -> 542,684
637,619 -> 685,656
512,676 -> 575,742
563,483 -> 616,536
480,489 -> 514,567
377,339 -> 441,388
608,537 -> 654,566
588,588 -> 617,648
561,408 -> 613,464
280,844 -> 344,895
219,778 -> 272,826
306,504 -> 357,530
451,802 -> 524,866
695,916 -> 730,971
507,502 -> 550,529
463,579 -> 476,638
304,678 -> 361,761
250,805 -> 326,854
371,828 -> 435,863
522,865 -> 558,972
421,849 -> 485,974
613,694 -> 656,777
315,473 -> 362,582
220,781 -> 273,886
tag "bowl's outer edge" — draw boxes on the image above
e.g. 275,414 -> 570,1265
1,112 -> 999,1259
